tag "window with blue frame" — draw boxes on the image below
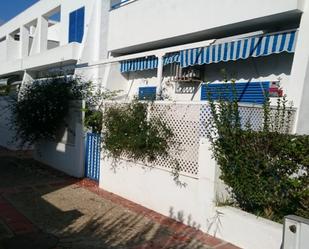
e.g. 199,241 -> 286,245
138,87 -> 157,101
69,7 -> 85,43
201,82 -> 270,104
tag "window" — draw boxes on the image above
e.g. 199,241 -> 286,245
69,7 -> 85,43
138,87 -> 157,101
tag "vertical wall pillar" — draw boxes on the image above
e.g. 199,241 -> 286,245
197,137 -> 217,231
6,34 -> 14,61
286,2 -> 309,134
38,15 -> 48,52
156,53 -> 164,98
20,25 -> 30,58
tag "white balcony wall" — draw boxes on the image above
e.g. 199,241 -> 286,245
108,0 -> 303,52
48,23 -> 60,42
7,38 -> 20,61
0,41 -> 7,63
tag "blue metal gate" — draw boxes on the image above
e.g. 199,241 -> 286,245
85,133 -> 101,181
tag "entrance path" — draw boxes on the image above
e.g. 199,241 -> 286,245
0,147 -> 241,249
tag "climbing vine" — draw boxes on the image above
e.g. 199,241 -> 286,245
10,77 -> 87,146
102,100 -> 174,163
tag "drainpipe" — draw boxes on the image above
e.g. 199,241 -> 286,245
156,52 -> 165,99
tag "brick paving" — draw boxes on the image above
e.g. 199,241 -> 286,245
0,148 -> 241,249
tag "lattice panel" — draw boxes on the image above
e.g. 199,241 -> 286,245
238,105 -> 296,133
239,106 -> 264,131
103,102 -> 296,177
149,103 -> 206,176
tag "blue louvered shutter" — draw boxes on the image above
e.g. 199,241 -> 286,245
68,7 -> 85,43
68,11 -> 76,43
201,82 -> 270,104
76,7 -> 85,43
139,87 -> 157,100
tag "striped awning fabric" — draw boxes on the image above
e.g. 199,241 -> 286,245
120,53 -> 180,73
180,30 -> 298,68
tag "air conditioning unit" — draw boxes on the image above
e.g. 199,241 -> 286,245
282,215 -> 309,249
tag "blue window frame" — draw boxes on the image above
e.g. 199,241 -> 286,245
138,87 -> 157,101
201,82 -> 270,104
69,7 -> 85,43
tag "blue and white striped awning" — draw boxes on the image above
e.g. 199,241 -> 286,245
180,30 -> 298,68
120,53 -> 180,73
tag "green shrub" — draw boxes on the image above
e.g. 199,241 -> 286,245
207,91 -> 309,222
102,100 -> 174,163
10,77 -> 85,146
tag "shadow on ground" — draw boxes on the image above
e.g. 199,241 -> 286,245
0,154 -> 211,249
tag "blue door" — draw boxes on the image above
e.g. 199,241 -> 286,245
85,133 -> 101,181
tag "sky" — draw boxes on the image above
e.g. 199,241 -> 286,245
0,0 -> 39,25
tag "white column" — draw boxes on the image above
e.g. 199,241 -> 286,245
197,137 -> 217,232
38,15 -> 48,52
20,25 -> 30,58
286,1 -> 309,134
156,53 -> 165,98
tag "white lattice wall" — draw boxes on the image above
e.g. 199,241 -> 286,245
238,104 -> 296,133
149,103 -> 208,177
103,101 -> 296,177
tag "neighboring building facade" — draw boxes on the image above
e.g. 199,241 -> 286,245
0,0 -> 109,85
1,0 -> 309,135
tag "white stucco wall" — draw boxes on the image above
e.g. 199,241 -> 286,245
33,101 -> 85,178
288,0 -> 309,134
108,0 -> 302,52
0,40 -> 7,63
100,159 -> 206,229
99,137 -> 285,249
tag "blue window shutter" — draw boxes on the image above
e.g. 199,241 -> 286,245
139,87 -> 157,100
68,7 -> 85,43
68,11 -> 77,43
201,82 -> 270,104
76,7 -> 85,43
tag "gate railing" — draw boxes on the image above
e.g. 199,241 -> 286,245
85,132 -> 101,181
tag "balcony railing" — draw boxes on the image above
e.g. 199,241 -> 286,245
110,0 -> 137,10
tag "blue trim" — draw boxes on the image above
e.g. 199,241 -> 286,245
201,82 -> 270,104
85,133 -> 101,181
181,30 -> 298,68
111,0 -> 134,10
120,53 -> 180,73
138,86 -> 157,100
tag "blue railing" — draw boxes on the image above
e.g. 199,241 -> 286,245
110,0 -> 136,10
85,133 -> 101,181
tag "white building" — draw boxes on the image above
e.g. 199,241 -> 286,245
101,0 -> 309,136
1,0 -> 309,133
1,1 -> 309,248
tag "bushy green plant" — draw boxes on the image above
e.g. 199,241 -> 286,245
10,77 -> 86,146
83,88 -> 122,134
102,100 -> 174,163
0,85 -> 11,96
207,88 -> 309,222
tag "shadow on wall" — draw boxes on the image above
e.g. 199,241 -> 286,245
169,207 -> 201,231
34,101 -> 85,178
202,53 -> 294,83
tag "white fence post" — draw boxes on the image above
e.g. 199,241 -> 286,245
197,137 -> 217,231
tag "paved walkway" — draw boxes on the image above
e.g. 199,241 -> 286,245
0,148 -> 240,249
